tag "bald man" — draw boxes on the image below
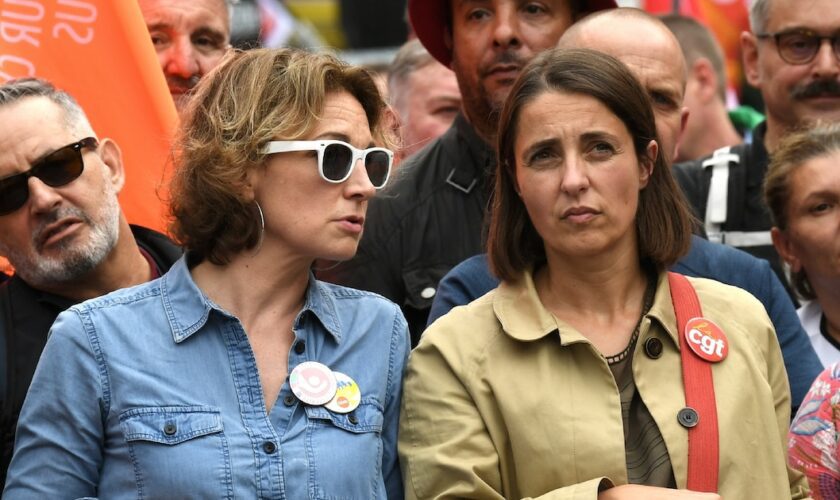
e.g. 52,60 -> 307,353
138,0 -> 231,114
558,8 -> 688,164
428,8 -> 821,415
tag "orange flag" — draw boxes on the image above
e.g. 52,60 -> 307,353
0,0 -> 178,234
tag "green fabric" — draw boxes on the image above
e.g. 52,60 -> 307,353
729,105 -> 765,133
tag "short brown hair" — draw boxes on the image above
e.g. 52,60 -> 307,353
661,14 -> 727,102
488,48 -> 694,281
169,48 -> 388,265
765,123 -> 840,300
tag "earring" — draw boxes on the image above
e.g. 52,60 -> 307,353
250,200 -> 265,256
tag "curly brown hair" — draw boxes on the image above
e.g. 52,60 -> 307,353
169,48 -> 389,265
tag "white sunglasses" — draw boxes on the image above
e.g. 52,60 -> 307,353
262,140 -> 393,189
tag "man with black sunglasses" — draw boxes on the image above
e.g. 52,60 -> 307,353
674,0 -> 840,294
0,79 -> 181,487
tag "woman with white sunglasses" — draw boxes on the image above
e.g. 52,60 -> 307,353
4,48 -> 408,499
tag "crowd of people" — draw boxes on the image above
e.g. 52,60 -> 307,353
0,0 -> 838,497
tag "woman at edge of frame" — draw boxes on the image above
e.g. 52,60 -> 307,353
768,123 -> 840,498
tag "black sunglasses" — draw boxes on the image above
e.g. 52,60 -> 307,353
757,29 -> 840,65
0,137 -> 98,215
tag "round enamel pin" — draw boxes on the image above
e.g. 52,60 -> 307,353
684,317 -> 728,362
289,361 -> 337,406
325,372 -> 362,414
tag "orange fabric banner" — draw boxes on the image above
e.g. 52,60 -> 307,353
0,0 -> 177,234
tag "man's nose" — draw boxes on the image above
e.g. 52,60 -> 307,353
163,37 -> 200,79
27,177 -> 62,215
492,4 -> 521,51
811,38 -> 840,79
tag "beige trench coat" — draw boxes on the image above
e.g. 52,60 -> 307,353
399,271 -> 810,499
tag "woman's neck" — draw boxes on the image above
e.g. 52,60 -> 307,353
539,244 -> 647,314
191,245 -> 311,329
536,247 -> 651,355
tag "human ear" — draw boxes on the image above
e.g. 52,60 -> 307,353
741,31 -> 761,88
98,138 -> 126,194
639,140 -> 658,188
771,227 -> 802,272
692,58 -> 719,103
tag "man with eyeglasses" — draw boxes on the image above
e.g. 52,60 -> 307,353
0,79 -> 181,488
674,0 -> 840,292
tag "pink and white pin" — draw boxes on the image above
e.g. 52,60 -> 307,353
289,361 -> 337,406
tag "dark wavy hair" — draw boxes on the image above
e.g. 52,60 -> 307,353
488,48 -> 694,281
169,48 -> 389,265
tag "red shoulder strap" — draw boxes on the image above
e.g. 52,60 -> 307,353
667,272 -> 719,493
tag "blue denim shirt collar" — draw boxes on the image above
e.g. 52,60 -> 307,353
161,255 -> 342,344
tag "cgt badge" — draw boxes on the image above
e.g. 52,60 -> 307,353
684,317 -> 728,363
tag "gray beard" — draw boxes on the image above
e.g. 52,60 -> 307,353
0,191 -> 121,289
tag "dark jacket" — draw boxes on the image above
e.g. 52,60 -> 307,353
673,122 -> 785,287
318,114 -> 495,344
0,225 -> 181,487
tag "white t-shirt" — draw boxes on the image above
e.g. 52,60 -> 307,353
799,300 -> 840,368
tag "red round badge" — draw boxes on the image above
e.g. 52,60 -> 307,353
684,317 -> 728,363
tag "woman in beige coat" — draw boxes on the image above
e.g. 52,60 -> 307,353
398,48 -> 809,499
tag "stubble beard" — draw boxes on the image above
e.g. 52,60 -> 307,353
0,184 -> 121,289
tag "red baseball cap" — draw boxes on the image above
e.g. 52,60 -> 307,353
408,0 -> 618,67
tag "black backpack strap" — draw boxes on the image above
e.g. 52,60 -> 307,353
724,143 -> 749,230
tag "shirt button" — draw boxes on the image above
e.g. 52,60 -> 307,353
283,394 -> 296,406
677,407 -> 699,428
263,441 -> 277,454
420,287 -> 436,299
644,337 -> 663,359
163,422 -> 177,436
348,413 -> 359,425
294,340 -> 306,355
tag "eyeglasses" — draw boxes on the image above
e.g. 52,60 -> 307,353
756,29 -> 840,65
262,140 -> 393,189
0,137 -> 98,215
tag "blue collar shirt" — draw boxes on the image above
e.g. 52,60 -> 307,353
4,256 -> 409,499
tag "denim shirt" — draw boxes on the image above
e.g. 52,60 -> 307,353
4,256 -> 409,499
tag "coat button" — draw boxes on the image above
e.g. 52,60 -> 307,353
677,407 -> 699,428
420,287 -> 436,299
263,441 -> 277,454
644,337 -> 663,359
163,422 -> 177,436
294,341 -> 306,355
348,413 -> 359,425
283,394 -> 296,406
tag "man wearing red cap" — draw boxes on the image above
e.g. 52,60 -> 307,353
321,0 -> 616,343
